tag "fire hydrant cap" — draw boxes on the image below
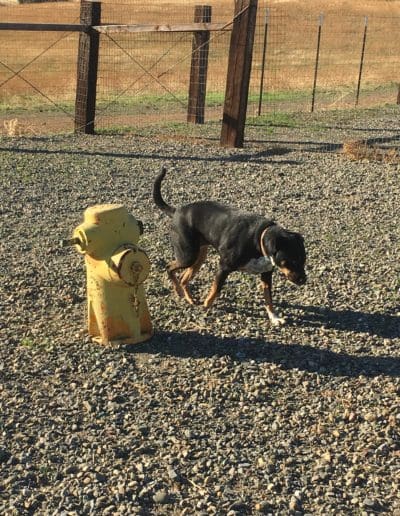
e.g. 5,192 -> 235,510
85,203 -> 126,223
112,246 -> 150,286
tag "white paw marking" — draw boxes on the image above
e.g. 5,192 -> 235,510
268,313 -> 286,326
271,318 -> 285,327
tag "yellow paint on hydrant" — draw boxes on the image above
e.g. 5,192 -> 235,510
64,204 -> 153,346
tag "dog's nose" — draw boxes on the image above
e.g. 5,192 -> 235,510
297,274 -> 306,285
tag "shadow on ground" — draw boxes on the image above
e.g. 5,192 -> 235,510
0,143 -> 299,166
280,302 -> 399,340
127,306 -> 400,378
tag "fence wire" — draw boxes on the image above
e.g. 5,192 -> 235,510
0,1 -> 399,148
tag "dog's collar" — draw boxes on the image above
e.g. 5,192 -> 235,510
260,226 -> 276,267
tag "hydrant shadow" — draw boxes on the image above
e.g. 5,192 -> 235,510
125,330 -> 400,378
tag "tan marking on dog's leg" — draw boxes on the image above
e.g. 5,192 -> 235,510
181,285 -> 196,305
203,268 -> 230,309
166,260 -> 185,298
180,246 -> 208,285
204,279 -> 219,308
180,246 -> 208,305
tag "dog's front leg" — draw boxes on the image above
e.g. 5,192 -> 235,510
204,268 -> 230,309
260,271 -> 285,326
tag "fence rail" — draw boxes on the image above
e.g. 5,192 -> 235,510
0,23 -> 85,31
0,0 -> 254,146
94,23 -> 230,33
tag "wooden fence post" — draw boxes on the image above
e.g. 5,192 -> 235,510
220,0 -> 258,148
74,0 -> 101,134
187,5 -> 212,124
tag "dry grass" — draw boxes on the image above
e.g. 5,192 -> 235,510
3,117 -> 36,136
3,118 -> 20,137
342,140 -> 400,163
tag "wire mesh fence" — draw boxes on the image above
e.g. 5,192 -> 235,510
254,9 -> 400,115
95,30 -> 231,132
0,2 -> 79,134
94,1 -> 237,134
0,1 -> 399,143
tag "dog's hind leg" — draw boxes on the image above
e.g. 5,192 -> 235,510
166,260 -> 188,299
179,245 -> 208,305
166,228 -> 201,302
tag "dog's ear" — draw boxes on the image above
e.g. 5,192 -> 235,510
288,230 -> 303,242
293,232 -> 306,261
295,232 -> 305,249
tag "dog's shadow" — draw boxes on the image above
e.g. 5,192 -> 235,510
281,302 -> 399,339
127,305 -> 400,378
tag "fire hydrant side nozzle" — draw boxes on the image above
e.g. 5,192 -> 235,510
64,204 -> 153,346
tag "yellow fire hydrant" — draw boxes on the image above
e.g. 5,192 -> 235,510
62,204 -> 153,346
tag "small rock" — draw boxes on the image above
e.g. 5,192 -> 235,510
167,467 -> 179,481
363,497 -> 379,510
256,500 -> 274,513
153,489 -> 171,504
0,449 -> 11,464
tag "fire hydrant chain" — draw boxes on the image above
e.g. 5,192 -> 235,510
131,286 -> 141,315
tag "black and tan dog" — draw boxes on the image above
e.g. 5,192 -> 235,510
153,168 -> 306,325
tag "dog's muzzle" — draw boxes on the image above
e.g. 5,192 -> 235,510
284,270 -> 307,286
296,274 -> 307,286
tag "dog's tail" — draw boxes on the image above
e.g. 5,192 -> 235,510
153,167 -> 175,217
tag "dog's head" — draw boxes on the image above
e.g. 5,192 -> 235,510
263,226 -> 307,285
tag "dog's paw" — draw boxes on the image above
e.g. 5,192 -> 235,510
184,295 -> 198,306
269,315 -> 286,327
203,298 -> 215,310
181,287 -> 197,306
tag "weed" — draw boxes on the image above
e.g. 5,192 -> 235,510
3,118 -> 37,137
20,336 -> 55,352
3,118 -> 20,136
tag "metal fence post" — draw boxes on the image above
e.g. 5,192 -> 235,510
187,5 -> 212,124
220,0 -> 258,148
75,0 -> 101,134
311,13 -> 323,113
355,16 -> 368,107
257,7 -> 269,116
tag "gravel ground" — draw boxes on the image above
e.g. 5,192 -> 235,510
0,108 -> 399,515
